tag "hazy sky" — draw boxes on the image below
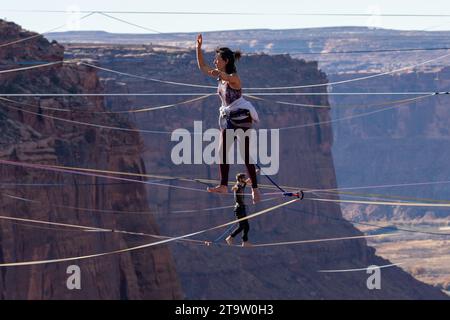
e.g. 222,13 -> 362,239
2,0 -> 450,34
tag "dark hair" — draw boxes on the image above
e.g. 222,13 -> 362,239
215,47 -> 242,74
236,172 -> 246,181
232,172 -> 247,191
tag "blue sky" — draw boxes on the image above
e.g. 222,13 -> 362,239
1,0 -> 450,34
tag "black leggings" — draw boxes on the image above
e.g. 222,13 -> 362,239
230,206 -> 250,242
219,128 -> 258,188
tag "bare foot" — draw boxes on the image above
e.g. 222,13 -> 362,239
225,235 -> 233,245
242,241 -> 252,247
207,185 -> 228,193
252,187 -> 261,204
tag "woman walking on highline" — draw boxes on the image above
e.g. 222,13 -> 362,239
226,173 -> 252,247
196,33 -> 261,204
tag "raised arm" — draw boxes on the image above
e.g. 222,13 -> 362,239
196,34 -> 214,76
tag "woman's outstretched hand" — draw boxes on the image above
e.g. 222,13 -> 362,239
196,34 -> 202,48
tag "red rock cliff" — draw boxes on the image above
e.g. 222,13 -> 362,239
0,20 -> 182,299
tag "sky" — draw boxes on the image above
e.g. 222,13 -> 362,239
1,0 -> 450,34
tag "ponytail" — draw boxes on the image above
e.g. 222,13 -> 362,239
234,50 -> 242,61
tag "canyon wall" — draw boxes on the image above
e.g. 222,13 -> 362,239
0,20 -> 182,299
328,68 -> 450,221
63,43 -> 448,299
